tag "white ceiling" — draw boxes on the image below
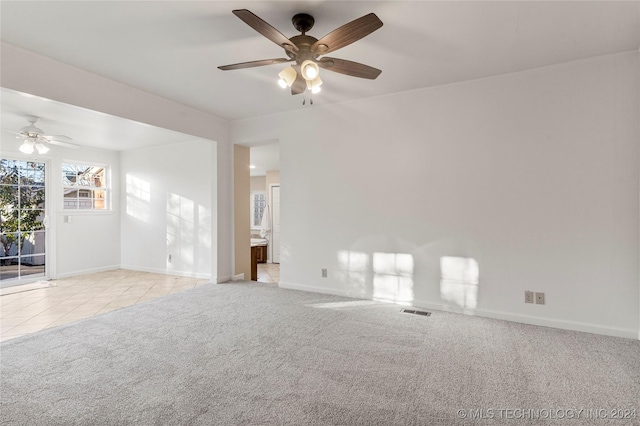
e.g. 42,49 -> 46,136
2,1 -> 638,122
0,88 -> 202,152
250,143 -> 280,177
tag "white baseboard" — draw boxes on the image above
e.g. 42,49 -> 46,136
469,307 -> 637,340
279,281 -> 638,340
57,263 -> 223,284
55,265 -> 120,279
120,265 -> 210,280
232,273 -> 245,281
409,299 -> 637,339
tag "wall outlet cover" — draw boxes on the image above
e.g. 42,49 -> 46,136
535,292 -> 545,305
525,290 -> 534,304
321,268 -> 327,278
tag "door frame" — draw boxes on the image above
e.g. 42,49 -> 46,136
0,156 -> 54,287
268,183 -> 280,264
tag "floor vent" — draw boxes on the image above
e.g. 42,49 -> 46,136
401,309 -> 431,317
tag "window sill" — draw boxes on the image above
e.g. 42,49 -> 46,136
59,210 -> 114,216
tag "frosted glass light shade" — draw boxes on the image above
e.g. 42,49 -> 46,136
35,142 -> 50,154
19,139 -> 35,154
306,76 -> 323,93
278,66 -> 297,87
301,60 -> 319,80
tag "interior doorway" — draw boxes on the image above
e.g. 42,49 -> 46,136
245,142 -> 280,284
0,158 -> 49,287
270,184 -> 280,264
257,183 -> 280,284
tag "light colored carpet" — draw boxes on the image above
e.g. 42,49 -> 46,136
1,282 -> 638,425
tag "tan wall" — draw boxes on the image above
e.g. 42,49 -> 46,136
234,145 -> 251,280
250,176 -> 266,191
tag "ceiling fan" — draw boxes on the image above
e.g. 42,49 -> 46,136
5,116 -> 80,154
218,9 -> 383,96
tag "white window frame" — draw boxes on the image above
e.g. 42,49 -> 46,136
61,161 -> 111,213
250,190 -> 266,229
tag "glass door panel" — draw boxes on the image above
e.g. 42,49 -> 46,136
0,159 -> 47,286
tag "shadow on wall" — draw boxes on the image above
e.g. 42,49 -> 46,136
335,235 -> 480,311
337,250 -> 415,305
125,174 -> 150,222
166,192 -> 211,273
125,173 -> 211,274
166,192 -> 195,269
440,256 -> 478,312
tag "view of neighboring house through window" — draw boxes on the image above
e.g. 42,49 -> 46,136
62,163 -> 109,210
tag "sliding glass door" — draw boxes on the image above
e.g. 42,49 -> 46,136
0,159 -> 47,287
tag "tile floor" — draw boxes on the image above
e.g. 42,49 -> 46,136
0,269 -> 208,342
257,262 -> 280,284
1,265 -> 281,343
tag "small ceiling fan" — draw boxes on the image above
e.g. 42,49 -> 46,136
218,9 -> 383,96
5,116 -> 80,154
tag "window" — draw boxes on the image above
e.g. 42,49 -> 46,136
62,163 -> 109,211
250,191 -> 266,228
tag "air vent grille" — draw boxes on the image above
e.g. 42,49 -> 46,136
401,309 -> 431,317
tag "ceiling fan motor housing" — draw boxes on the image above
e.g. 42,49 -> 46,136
20,115 -> 45,136
287,35 -> 319,61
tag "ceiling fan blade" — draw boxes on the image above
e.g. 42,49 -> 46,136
291,68 -> 306,95
311,13 -> 383,54
317,57 -> 382,79
47,135 -> 80,148
1,128 -> 21,136
46,140 -> 80,149
218,58 -> 293,71
232,9 -> 298,52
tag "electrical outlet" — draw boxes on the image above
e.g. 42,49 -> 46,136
321,268 -> 327,278
168,254 -> 172,263
525,291 -> 534,304
535,292 -> 545,305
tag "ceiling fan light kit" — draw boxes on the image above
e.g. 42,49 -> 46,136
19,138 -> 50,155
218,9 -> 383,102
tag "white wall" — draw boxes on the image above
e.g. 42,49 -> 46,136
0,143 -> 121,278
1,42 -> 233,282
120,140 -> 213,279
232,51 -> 640,338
